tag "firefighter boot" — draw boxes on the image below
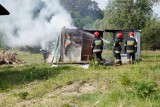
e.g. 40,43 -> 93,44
119,61 -> 122,65
97,58 -> 101,65
115,59 -> 121,65
131,60 -> 135,64
127,59 -> 131,64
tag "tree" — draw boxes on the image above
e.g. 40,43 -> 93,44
70,11 -> 94,28
92,0 -> 160,50
142,18 -> 160,50
95,0 -> 156,30
60,0 -> 103,28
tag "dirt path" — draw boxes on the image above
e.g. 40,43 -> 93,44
15,81 -> 98,107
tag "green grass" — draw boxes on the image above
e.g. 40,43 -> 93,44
0,51 -> 160,107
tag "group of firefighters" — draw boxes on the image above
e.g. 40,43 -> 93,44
91,31 -> 137,65
41,31 -> 137,65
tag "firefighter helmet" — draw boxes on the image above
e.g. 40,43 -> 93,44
129,32 -> 134,36
94,31 -> 99,37
117,33 -> 123,39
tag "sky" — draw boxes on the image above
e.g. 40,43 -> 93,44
93,0 -> 108,9
94,0 -> 160,17
153,5 -> 160,17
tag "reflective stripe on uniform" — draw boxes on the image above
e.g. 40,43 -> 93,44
115,50 -> 120,53
93,49 -> 102,52
95,40 -> 102,45
127,41 -> 134,46
127,50 -> 134,53
119,42 -> 123,45
116,59 -> 121,61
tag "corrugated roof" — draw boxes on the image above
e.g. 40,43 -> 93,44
0,4 -> 10,15
105,29 -> 140,32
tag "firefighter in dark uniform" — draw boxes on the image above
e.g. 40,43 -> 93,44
40,49 -> 49,64
91,31 -> 103,64
114,33 -> 123,65
124,32 -> 137,64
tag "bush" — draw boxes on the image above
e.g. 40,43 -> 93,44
132,80 -> 159,99
18,91 -> 29,100
119,74 -> 131,86
142,18 -> 160,50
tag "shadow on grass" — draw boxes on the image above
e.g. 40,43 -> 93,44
0,64 -> 72,91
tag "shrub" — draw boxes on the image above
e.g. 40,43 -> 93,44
132,80 -> 159,99
119,74 -> 131,86
18,91 -> 29,100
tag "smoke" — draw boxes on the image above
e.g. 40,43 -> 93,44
0,0 -> 74,47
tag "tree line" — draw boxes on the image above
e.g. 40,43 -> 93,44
94,0 -> 160,50
61,0 -> 160,50
0,0 -> 160,50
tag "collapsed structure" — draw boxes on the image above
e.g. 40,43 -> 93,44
47,27 -> 141,64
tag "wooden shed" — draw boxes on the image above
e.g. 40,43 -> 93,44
47,27 -> 104,64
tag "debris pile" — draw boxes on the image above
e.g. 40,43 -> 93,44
0,51 -> 24,65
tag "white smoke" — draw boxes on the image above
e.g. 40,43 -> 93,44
0,0 -> 74,47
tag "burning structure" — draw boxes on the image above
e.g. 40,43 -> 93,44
47,28 -> 141,64
47,27 -> 104,64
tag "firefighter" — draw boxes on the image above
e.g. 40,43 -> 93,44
124,32 -> 137,64
40,49 -> 49,64
91,31 -> 104,64
114,32 -> 123,65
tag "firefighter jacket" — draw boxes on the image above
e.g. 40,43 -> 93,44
91,37 -> 103,53
124,37 -> 137,53
114,39 -> 123,53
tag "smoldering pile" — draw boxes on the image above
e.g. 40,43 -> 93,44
0,51 -> 24,65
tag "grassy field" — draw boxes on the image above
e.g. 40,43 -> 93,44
0,51 -> 160,107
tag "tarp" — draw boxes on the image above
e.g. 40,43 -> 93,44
47,36 -> 61,63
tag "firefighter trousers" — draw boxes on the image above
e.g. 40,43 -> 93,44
93,52 -> 102,64
115,53 -> 122,65
127,53 -> 135,64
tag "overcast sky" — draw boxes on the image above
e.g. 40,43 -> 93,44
94,0 -> 160,16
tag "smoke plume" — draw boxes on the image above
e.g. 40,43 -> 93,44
0,0 -> 74,47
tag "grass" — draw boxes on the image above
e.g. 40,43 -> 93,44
0,50 -> 160,107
